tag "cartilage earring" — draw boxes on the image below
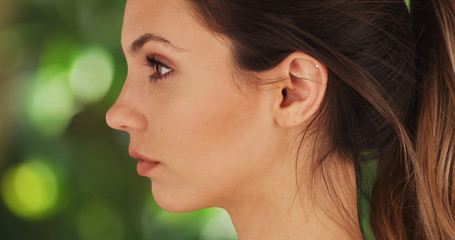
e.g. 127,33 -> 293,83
315,64 -> 319,69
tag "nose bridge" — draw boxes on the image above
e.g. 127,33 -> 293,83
106,76 -> 147,132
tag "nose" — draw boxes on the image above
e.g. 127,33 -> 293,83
106,84 -> 147,132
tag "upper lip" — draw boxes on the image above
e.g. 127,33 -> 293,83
129,149 -> 159,163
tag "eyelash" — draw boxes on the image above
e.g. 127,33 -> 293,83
146,54 -> 173,82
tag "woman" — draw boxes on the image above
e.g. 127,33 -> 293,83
106,0 -> 455,239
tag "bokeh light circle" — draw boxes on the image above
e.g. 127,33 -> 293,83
1,158 -> 59,220
200,208 -> 237,240
27,67 -> 76,137
69,46 -> 114,104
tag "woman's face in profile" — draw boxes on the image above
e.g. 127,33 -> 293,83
106,0 -> 288,212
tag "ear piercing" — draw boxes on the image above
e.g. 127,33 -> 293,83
315,64 -> 319,69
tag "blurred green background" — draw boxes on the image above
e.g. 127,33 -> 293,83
0,0 -> 237,239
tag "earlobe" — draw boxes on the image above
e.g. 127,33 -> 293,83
273,53 -> 327,128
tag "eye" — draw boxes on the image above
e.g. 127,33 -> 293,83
146,54 -> 173,82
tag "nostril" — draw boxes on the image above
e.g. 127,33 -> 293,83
105,103 -> 147,132
106,104 -> 128,131
106,106 -> 121,130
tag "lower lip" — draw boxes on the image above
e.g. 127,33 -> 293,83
137,160 -> 159,176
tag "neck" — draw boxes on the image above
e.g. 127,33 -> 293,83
222,157 -> 362,240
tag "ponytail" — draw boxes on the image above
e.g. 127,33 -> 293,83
413,0 -> 455,238
372,1 -> 455,239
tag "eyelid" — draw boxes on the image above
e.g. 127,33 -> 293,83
145,52 -> 174,68
146,54 -> 171,68
146,54 -> 173,82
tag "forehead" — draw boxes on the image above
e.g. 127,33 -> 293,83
121,0 -> 204,52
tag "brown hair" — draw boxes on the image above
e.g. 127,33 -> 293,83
188,0 -> 455,239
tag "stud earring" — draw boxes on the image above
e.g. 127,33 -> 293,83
315,64 -> 319,69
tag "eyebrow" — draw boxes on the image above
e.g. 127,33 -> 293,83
129,33 -> 187,53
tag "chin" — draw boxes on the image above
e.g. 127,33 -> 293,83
151,183 -> 210,213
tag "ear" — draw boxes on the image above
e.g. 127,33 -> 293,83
268,52 -> 328,128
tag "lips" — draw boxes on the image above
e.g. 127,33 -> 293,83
129,150 -> 158,162
136,160 -> 159,176
129,150 -> 160,176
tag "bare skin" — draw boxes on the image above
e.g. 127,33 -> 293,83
106,0 -> 361,239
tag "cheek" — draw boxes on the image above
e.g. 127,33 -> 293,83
148,79 -> 271,208
163,83 -> 258,166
